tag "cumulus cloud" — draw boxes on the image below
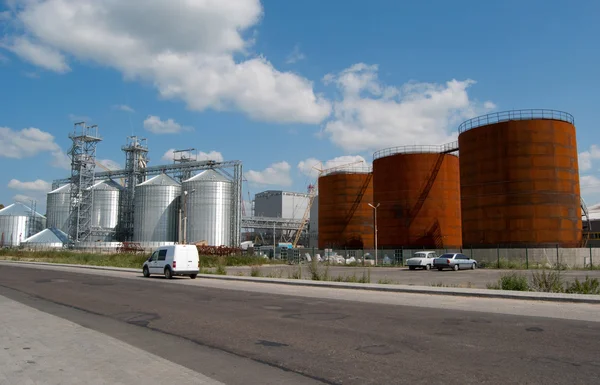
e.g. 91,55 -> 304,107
13,194 -> 38,205
322,63 -> 495,152
245,161 -> 292,186
161,149 -> 224,163
8,179 -> 52,192
579,145 -> 600,172
144,116 -> 191,134
112,104 -> 135,113
297,155 -> 368,178
0,126 -> 59,158
3,0 -> 330,124
286,44 -> 305,64
51,151 -> 71,170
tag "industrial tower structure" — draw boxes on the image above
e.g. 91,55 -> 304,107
68,122 -> 102,242
120,136 -> 149,241
173,148 -> 197,182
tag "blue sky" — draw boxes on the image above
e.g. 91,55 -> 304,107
1,0 -> 600,213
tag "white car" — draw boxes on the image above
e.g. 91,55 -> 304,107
142,244 -> 200,279
406,251 -> 438,270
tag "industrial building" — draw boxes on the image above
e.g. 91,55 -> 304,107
253,190 -> 310,219
0,202 -> 46,247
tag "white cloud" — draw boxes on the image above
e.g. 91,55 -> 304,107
8,179 -> 52,192
5,0 -> 331,124
579,145 -> 600,172
161,149 -> 224,163
297,155 -> 368,178
144,116 -> 190,134
113,104 -> 135,113
0,126 -> 60,158
245,161 -> 292,186
286,44 -> 305,64
97,159 -> 121,171
6,37 -> 70,73
51,151 -> 71,170
13,194 -> 38,205
322,63 -> 495,152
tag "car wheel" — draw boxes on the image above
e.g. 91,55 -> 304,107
190,274 -> 197,279
425,264 -> 431,271
409,266 -> 416,270
143,266 -> 150,278
437,267 -> 443,271
471,262 -> 477,270
453,264 -> 459,271
164,267 -> 173,280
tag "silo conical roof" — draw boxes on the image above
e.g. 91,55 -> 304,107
137,173 -> 180,187
0,202 -> 45,218
184,169 -> 230,183
48,183 -> 72,194
90,179 -> 124,191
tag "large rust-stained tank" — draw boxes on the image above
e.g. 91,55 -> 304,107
372,146 -> 462,249
318,170 -> 374,249
458,110 -> 582,247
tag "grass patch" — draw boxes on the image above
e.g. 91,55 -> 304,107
530,270 -> 563,293
265,269 -> 284,279
332,270 -> 371,283
250,266 -> 262,277
0,249 -> 149,268
565,276 -> 600,295
498,273 -> 530,291
288,266 -> 302,280
307,258 -> 330,281
377,277 -> 396,285
215,264 -> 227,275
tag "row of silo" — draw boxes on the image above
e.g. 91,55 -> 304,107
318,110 -> 582,249
0,203 -> 46,247
46,170 -> 234,246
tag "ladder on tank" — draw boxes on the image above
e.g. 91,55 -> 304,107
339,173 -> 373,239
404,153 -> 446,229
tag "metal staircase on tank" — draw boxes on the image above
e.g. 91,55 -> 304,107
581,197 -> 592,247
339,173 -> 373,239
404,152 -> 446,229
427,219 -> 444,249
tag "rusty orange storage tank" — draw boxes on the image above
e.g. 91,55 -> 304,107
372,146 -> 462,249
458,110 -> 582,248
318,170 -> 374,249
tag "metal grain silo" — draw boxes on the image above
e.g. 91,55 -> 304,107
0,202 -> 46,247
183,170 -> 233,246
373,146 -> 462,249
133,174 -> 181,242
90,179 -> 123,241
458,110 -> 581,247
46,183 -> 71,233
318,171 -> 374,249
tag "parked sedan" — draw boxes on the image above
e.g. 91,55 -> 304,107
433,253 -> 477,271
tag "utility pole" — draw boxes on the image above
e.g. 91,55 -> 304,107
368,203 -> 380,265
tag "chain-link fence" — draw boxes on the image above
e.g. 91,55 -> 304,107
256,246 -> 599,269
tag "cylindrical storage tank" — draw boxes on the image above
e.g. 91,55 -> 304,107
46,183 -> 71,233
183,170 -> 233,246
458,110 -> 581,247
90,179 -> 123,241
373,147 -> 462,249
133,174 -> 181,242
0,202 -> 46,247
318,171 -> 374,249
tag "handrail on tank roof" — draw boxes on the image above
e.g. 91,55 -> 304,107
321,165 -> 372,176
373,141 -> 459,160
458,109 -> 574,134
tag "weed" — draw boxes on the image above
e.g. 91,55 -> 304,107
486,282 -> 500,290
308,258 -> 329,281
531,270 -> 564,293
288,267 -> 302,280
215,265 -> 227,275
377,277 -> 396,284
331,271 -> 370,283
250,266 -> 262,277
235,272 -> 245,277
565,276 -> 600,295
265,269 -> 284,279
498,273 -> 529,291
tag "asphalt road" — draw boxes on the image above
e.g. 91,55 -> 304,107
224,265 -> 600,288
1,264 -> 599,385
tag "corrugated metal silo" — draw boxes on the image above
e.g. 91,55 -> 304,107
90,179 -> 123,241
318,171 -> 374,249
46,183 -> 72,233
0,202 -> 46,247
133,174 -> 181,242
458,110 -> 581,247
373,146 -> 462,249
183,170 -> 233,246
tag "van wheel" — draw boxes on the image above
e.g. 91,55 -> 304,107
164,267 -> 173,280
190,274 -> 197,279
143,266 -> 150,278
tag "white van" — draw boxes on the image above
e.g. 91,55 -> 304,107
142,245 -> 200,279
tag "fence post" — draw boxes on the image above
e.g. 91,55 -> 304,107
525,247 -> 529,270
590,245 -> 593,270
497,245 -> 500,269
470,245 -> 473,259
556,244 -> 559,270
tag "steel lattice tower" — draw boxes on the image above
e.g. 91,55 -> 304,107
119,136 -> 148,241
68,122 -> 102,242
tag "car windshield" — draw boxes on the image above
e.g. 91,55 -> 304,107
413,253 -> 428,257
439,254 -> 455,259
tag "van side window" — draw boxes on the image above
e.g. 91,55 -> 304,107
150,251 -> 158,261
158,249 -> 167,261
